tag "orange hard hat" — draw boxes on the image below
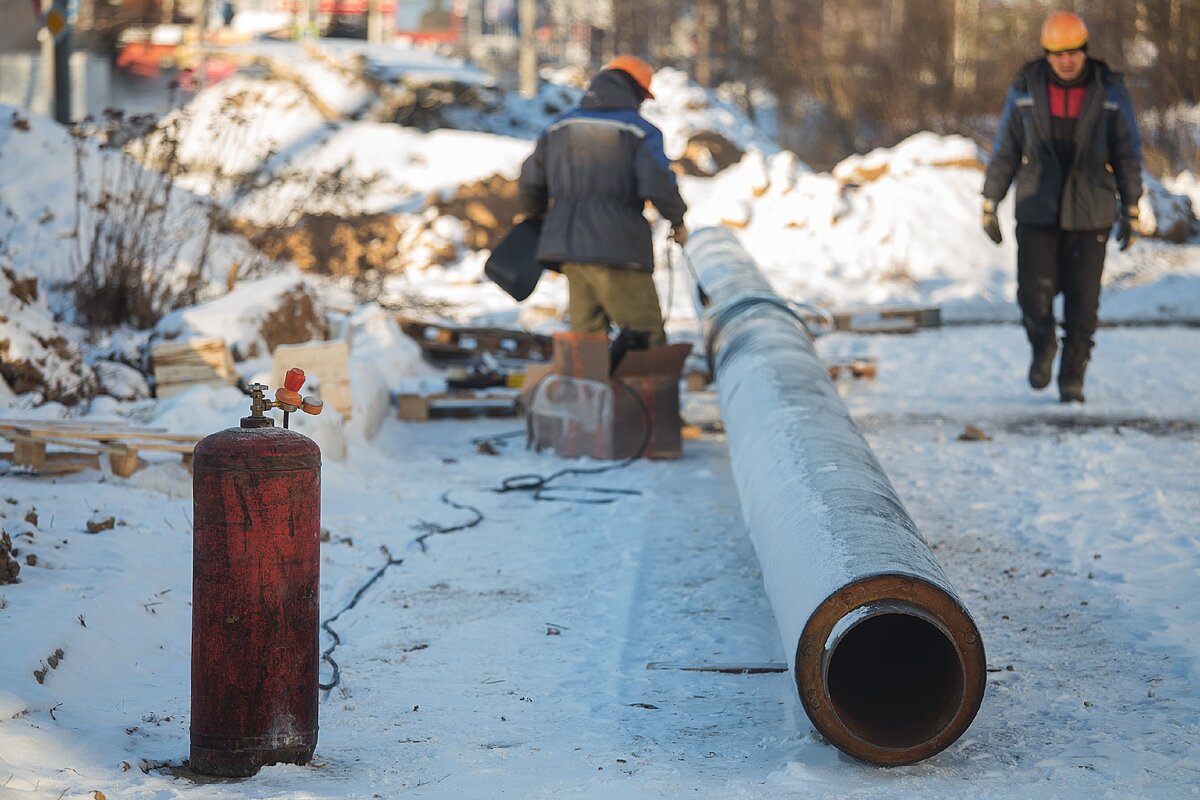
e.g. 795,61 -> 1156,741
605,54 -> 655,99
1041,11 -> 1088,52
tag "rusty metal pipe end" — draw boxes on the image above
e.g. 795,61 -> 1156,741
796,575 -> 986,766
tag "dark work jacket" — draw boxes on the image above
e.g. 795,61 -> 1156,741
517,70 -> 687,271
983,58 -> 1142,231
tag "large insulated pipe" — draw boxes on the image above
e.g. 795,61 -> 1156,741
684,227 -> 985,766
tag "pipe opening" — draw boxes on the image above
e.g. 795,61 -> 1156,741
825,610 -> 965,750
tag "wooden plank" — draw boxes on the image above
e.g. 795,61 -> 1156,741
115,441 -> 197,454
12,434 -> 111,453
153,376 -> 230,398
397,391 -> 520,421
107,445 -> 140,478
151,336 -> 231,362
1,450 -> 100,475
12,438 -> 46,470
154,364 -> 237,384
397,394 -> 432,421
826,358 -> 878,380
0,418 -> 151,431
152,337 -> 237,399
394,314 -> 553,362
829,306 -> 941,334
0,425 -> 201,443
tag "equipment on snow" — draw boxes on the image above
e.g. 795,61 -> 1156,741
686,227 -> 986,766
190,372 -> 324,777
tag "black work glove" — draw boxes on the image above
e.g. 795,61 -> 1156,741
1116,206 -> 1140,251
982,199 -> 1002,245
670,223 -> 688,246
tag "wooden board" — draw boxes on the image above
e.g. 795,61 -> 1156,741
397,390 -> 521,421
0,422 -> 203,478
151,337 -> 237,398
828,306 -> 941,334
826,357 -> 878,380
271,340 -> 352,416
395,315 -> 553,363
0,422 -> 201,443
0,450 -> 99,475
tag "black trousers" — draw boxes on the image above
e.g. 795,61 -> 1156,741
1015,224 -> 1109,353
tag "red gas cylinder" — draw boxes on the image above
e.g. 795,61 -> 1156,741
190,381 -> 322,777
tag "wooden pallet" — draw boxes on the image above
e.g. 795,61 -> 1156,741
152,337 -> 238,399
0,421 -> 204,477
394,315 -> 553,363
828,306 -> 941,334
396,390 -> 521,421
826,357 -> 878,380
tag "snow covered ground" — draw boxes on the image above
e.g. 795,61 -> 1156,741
1,324 -> 1197,799
1,40 -> 1199,799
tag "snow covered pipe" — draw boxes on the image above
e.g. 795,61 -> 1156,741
683,227 -> 986,766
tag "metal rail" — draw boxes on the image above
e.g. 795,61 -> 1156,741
684,226 -> 986,766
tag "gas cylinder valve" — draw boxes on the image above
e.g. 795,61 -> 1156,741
243,368 -> 324,429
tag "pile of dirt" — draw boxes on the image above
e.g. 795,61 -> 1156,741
0,531 -> 19,585
230,213 -> 404,278
258,284 -> 329,356
0,265 -> 96,405
153,275 -> 329,362
678,131 -> 746,177
429,174 -> 524,252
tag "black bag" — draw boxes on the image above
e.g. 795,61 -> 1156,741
485,219 -> 551,301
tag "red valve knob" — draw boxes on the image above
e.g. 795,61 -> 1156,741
284,367 -> 306,392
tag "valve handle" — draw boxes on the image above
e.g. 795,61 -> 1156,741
274,367 -> 308,411
244,368 -> 324,423
275,386 -> 302,412
284,367 -> 306,392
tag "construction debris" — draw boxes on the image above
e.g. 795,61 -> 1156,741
396,390 -> 521,422
0,420 -> 203,477
151,338 -> 238,399
828,306 -> 941,334
395,315 -> 552,364
826,357 -> 878,380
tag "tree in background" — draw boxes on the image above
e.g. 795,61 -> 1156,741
607,0 -> 1200,171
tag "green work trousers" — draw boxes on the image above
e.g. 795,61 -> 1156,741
561,262 -> 666,347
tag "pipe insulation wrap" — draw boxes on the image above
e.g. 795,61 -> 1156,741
684,227 -> 986,766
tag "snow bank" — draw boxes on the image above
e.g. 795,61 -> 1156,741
684,132 -> 1200,319
0,105 -> 273,306
153,271 -> 327,361
0,262 -> 95,404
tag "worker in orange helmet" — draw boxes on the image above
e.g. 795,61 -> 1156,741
518,55 -> 687,347
982,11 -> 1143,403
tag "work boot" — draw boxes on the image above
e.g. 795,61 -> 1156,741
1057,340 -> 1090,404
1028,338 -> 1057,390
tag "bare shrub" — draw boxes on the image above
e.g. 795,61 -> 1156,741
69,110 -> 214,329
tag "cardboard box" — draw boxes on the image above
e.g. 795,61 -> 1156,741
528,332 -> 690,460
